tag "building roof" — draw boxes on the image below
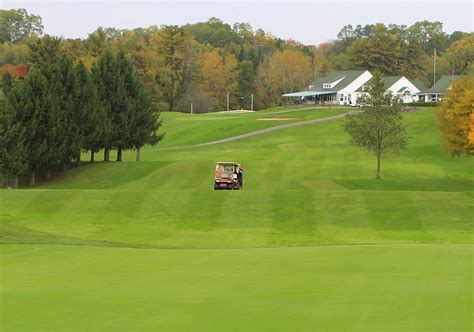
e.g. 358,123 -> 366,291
282,91 -> 335,97
355,76 -> 402,92
410,79 -> 428,93
397,87 -> 410,93
307,70 -> 367,92
428,75 -> 460,94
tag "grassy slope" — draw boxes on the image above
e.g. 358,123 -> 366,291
125,106 -> 348,148
1,108 -> 473,331
2,109 -> 471,248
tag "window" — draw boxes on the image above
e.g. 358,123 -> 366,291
340,95 -> 344,101
323,83 -> 331,89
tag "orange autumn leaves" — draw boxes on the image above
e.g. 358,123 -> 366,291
200,49 -> 238,110
0,64 -> 28,79
256,49 -> 313,106
437,75 -> 474,156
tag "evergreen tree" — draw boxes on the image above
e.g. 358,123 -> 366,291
237,60 -> 256,109
1,71 -> 14,92
114,50 -> 136,161
0,94 -> 27,188
129,89 -> 163,161
49,56 -> 76,171
28,35 -> 63,67
92,50 -> 116,161
38,60 -> 70,177
7,69 -> 50,185
238,45 -> 245,62
93,50 -> 153,161
73,61 -> 110,163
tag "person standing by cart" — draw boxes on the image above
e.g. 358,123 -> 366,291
236,165 -> 243,189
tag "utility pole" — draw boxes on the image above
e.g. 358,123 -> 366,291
226,92 -> 230,112
251,93 -> 254,111
433,49 -> 437,85
190,103 -> 193,114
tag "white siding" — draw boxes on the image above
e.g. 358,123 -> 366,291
338,70 -> 373,105
387,76 -> 421,103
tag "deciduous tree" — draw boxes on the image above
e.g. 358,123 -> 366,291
344,72 -> 408,179
200,48 -> 238,111
437,75 -> 474,156
256,49 -> 312,107
346,24 -> 403,75
438,35 -> 474,76
0,8 -> 43,44
153,25 -> 186,111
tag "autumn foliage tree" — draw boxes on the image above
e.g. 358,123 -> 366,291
437,75 -> 474,156
257,49 -> 312,107
200,48 -> 238,110
0,63 -> 28,78
154,25 -> 186,111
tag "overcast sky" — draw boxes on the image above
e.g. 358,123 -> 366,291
3,0 -> 473,45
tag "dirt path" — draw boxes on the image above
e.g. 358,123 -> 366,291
157,112 -> 353,150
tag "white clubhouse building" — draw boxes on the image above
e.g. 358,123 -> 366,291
283,70 -> 451,105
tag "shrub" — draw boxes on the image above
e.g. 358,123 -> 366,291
405,102 -> 439,107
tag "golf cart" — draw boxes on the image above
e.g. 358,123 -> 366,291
214,162 -> 242,190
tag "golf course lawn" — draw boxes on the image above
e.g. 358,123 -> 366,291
146,105 -> 349,148
1,107 -> 473,331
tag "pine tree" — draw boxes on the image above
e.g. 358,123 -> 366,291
0,94 -> 27,188
92,51 -> 116,161
7,69 -> 50,185
237,60 -> 256,109
129,89 -> 163,161
73,61 -> 110,163
39,60 -> 70,177
93,50 -> 148,162
114,51 -> 135,161
28,35 -> 63,68
49,56 -> 76,171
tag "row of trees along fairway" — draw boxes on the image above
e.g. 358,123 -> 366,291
1,9 -> 472,111
344,73 -> 408,179
0,37 -> 162,188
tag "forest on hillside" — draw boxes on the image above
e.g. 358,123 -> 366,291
1,8 -> 473,113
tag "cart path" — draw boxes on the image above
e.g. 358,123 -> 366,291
156,112 -> 354,150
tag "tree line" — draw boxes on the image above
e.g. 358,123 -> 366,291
0,37 -> 162,187
1,9 -> 472,111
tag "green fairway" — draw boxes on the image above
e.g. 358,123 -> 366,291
1,107 -> 473,331
2,244 -> 472,331
127,106 -> 349,148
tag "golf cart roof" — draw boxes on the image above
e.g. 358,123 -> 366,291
216,161 -> 239,165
